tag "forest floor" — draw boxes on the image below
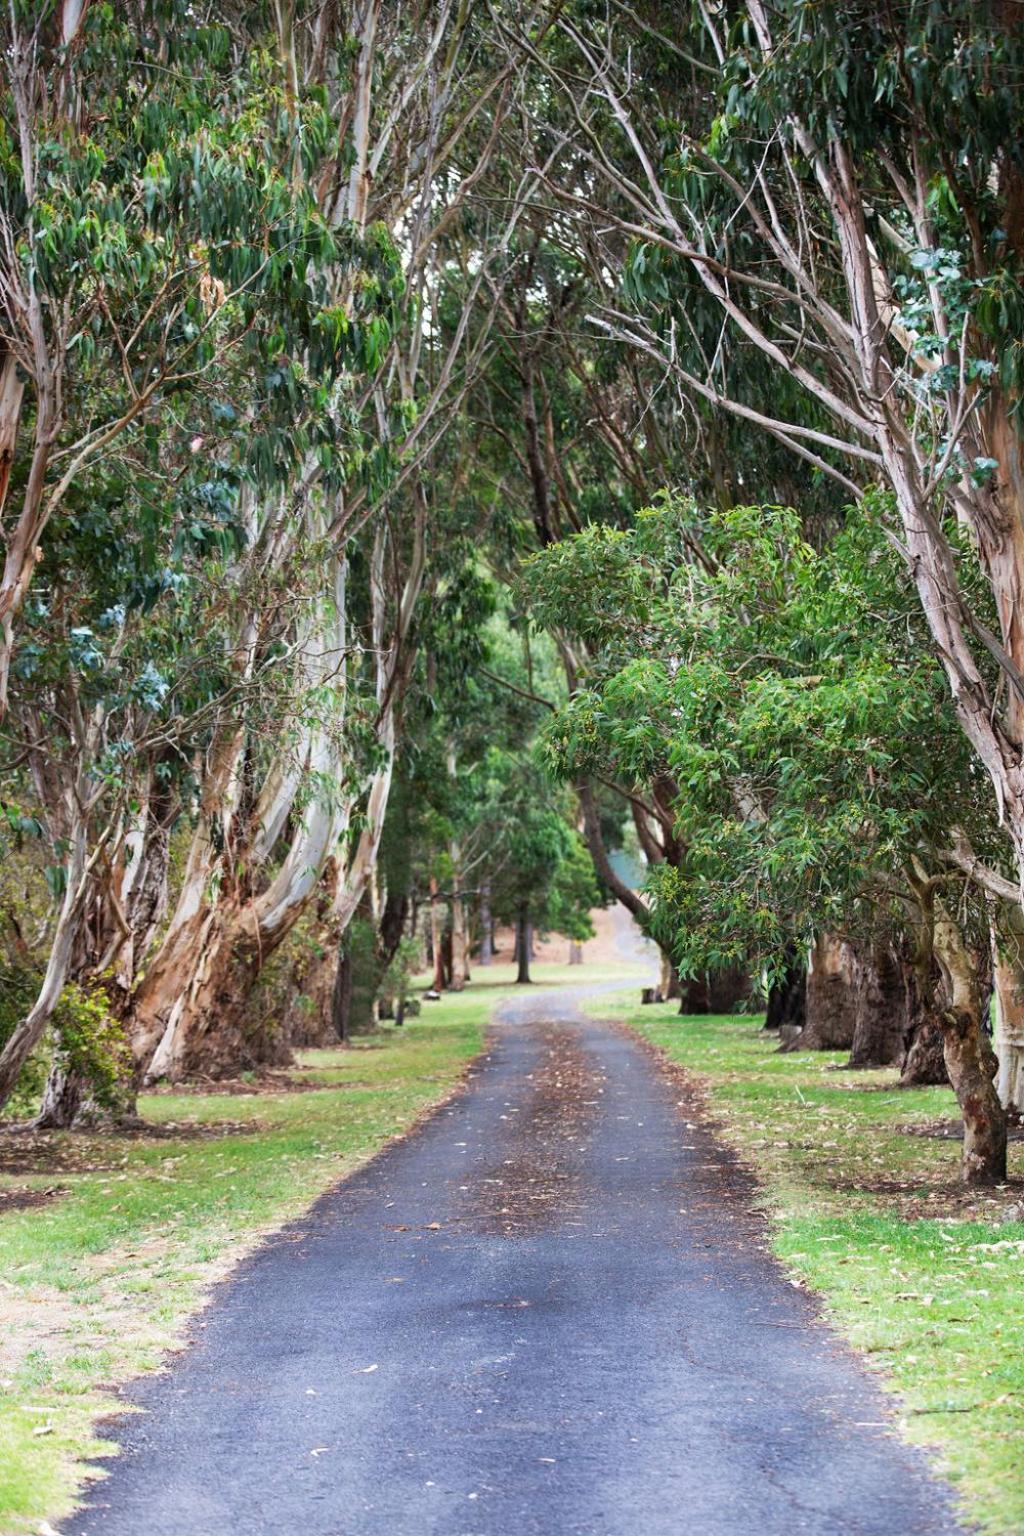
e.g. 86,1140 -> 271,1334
599,999 -> 1024,1535
43,972 -> 959,1536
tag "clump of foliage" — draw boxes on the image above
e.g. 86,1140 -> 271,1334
52,981 -> 134,1115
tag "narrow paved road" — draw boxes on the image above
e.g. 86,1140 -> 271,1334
65,988 -> 959,1536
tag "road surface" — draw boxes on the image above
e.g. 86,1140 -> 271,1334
64,985 -> 959,1535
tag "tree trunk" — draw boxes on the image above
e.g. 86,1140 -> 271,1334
0,346 -> 24,522
679,973 -> 710,1013
900,1014 -> 950,1086
371,885 -> 411,1021
34,1054 -> 84,1130
848,939 -> 906,1068
992,920 -> 1024,1114
478,880 -> 493,965
577,780 -> 647,921
429,877 -> 445,992
34,1053 -> 138,1131
897,953 -> 951,1086
764,949 -> 806,1031
933,903 -> 1007,1185
516,906 -> 532,985
568,940 -> 583,965
659,953 -> 682,1003
706,966 -> 750,1014
135,899 -> 294,1083
0,816 -> 88,1112
676,966 -> 749,1015
331,942 -> 353,1045
787,934 -> 858,1052
450,885 -> 468,991
334,887 -> 378,1038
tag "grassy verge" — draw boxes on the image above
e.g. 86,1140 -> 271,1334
0,995 -> 496,1535
591,996 -> 1024,1535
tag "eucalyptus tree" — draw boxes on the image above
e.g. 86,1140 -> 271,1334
127,0 -> 522,1084
0,3 -> 370,1108
531,1 -> 1024,906
0,4 -> 343,712
455,38 -> 854,992
526,493 -> 1009,1182
0,1 -> 524,1106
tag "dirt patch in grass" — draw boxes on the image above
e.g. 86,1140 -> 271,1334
845,1174 -> 1024,1222
0,1184 -> 64,1214
147,1069 -> 330,1096
0,1122 -> 261,1178
902,1118 -> 1024,1143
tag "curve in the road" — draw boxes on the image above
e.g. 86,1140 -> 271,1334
63,986 -> 961,1536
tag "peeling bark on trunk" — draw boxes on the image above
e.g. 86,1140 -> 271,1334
900,985 -> 950,1086
900,1019 -> 950,1086
132,530 -> 413,1082
993,951 -> 1024,1114
992,908 -> 1024,1113
33,1052 -> 84,1130
141,900 -> 295,1082
932,904 -> 1007,1185
0,348 -> 24,521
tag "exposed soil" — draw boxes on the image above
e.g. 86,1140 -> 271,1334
147,1071 -> 346,1097
0,1182 -> 64,1213
903,1118 -> 1024,1143
0,1120 -> 260,1178
843,1174 -> 1024,1223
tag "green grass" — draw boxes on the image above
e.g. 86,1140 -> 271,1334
592,998 -> 1024,1535
0,1000 -> 491,1535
